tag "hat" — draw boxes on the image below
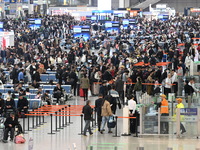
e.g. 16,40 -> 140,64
176,98 -> 182,102
160,94 -> 166,98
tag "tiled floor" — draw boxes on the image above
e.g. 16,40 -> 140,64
0,96 -> 200,150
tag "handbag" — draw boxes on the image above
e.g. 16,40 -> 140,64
107,116 -> 116,128
14,134 -> 26,144
88,90 -> 92,97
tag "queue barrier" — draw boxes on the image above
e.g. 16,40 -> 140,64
112,116 -> 138,138
23,105 -> 86,135
28,104 -> 94,135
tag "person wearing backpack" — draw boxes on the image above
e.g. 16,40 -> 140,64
108,85 -> 119,114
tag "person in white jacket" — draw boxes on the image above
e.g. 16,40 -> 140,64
185,53 -> 192,70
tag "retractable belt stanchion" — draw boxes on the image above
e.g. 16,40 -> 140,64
91,113 -> 94,129
62,108 -> 66,127
31,109 -> 36,129
134,116 -> 138,137
68,105 -> 73,124
48,114 -> 55,134
26,112 -> 32,131
22,116 -> 27,134
53,111 -> 60,132
32,114 -> 35,129
36,112 -> 39,127
65,106 -> 68,126
42,112 -> 46,123
113,116 -> 120,137
78,114 -> 83,135
94,110 -> 97,126
58,109 -> 63,129
39,113 -> 42,125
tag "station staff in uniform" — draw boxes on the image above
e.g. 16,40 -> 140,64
160,94 -> 169,134
128,95 -> 137,134
175,98 -> 186,134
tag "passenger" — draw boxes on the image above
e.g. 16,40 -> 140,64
95,94 -> 104,132
100,97 -> 113,134
82,100 -> 93,136
2,112 -> 19,143
17,94 -> 28,116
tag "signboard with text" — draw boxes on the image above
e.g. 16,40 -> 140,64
180,108 -> 198,116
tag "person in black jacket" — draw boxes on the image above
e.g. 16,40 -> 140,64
102,68 -> 113,81
69,67 -> 78,96
62,69 -> 70,85
4,97 -> 16,115
184,80 -> 194,107
17,95 -> 28,115
12,64 -> 19,84
95,94 -> 104,132
99,81 -> 108,98
115,76 -> 124,104
53,83 -> 64,104
0,93 -> 4,116
82,100 -> 93,136
56,65 -> 63,85
2,112 -> 19,143
32,69 -> 41,82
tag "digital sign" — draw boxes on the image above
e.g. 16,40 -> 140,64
105,21 -> 120,33
28,24 -> 41,30
122,19 -> 129,25
86,15 -> 97,21
129,19 -> 136,25
73,26 -> 90,41
105,22 -> 112,28
29,18 -> 42,25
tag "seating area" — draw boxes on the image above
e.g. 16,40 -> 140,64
0,83 -> 72,109
40,74 -> 58,83
2,70 -> 58,84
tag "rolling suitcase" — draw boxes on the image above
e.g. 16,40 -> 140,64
79,88 -> 84,97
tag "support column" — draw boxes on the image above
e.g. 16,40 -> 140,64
98,0 -> 111,10
28,0 -> 34,14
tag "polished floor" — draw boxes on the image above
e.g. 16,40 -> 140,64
0,96 -> 200,150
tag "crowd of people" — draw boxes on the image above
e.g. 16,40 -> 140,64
0,12 -> 199,141
0,13 -> 199,110
0,13 -> 199,103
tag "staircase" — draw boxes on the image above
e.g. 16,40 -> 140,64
131,0 -> 161,10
